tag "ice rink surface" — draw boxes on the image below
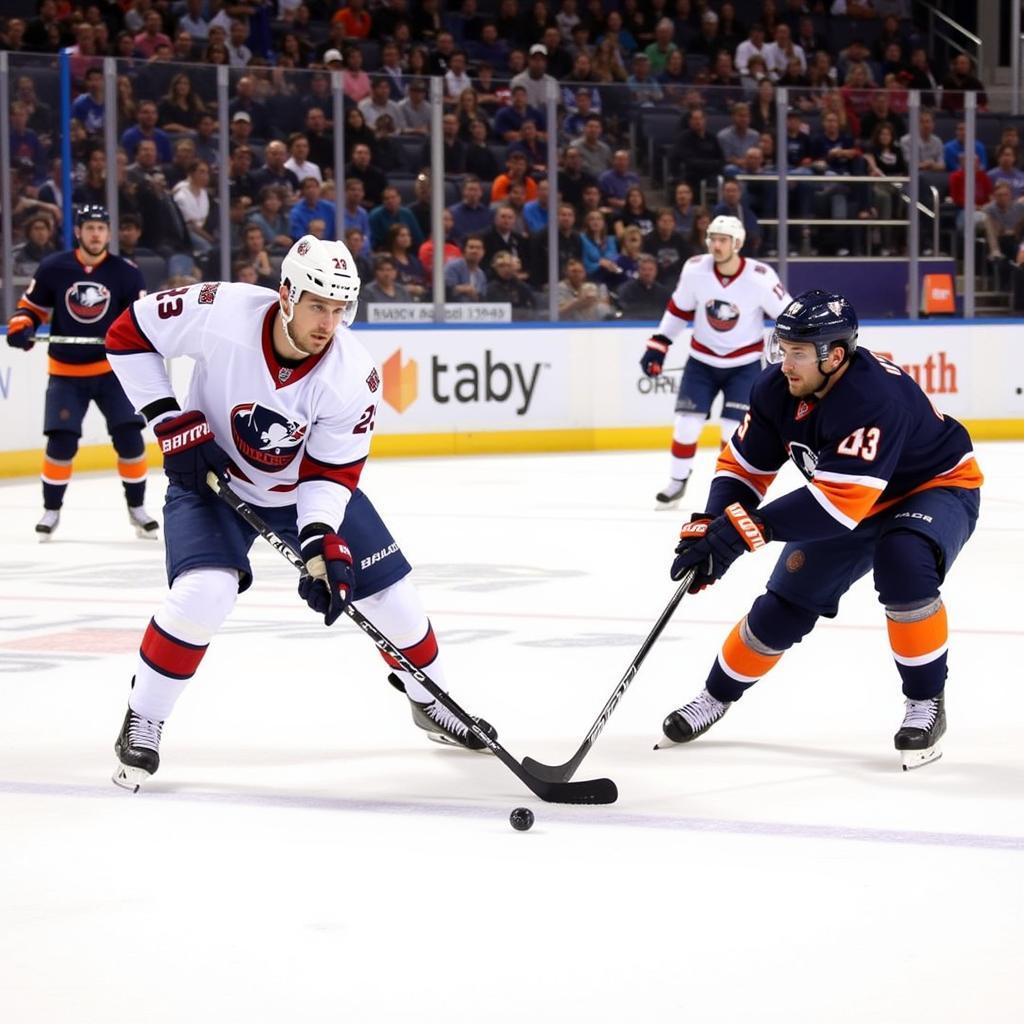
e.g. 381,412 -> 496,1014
1,442 -> 1021,1023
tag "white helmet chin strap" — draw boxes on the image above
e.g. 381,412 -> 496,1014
278,290 -> 308,357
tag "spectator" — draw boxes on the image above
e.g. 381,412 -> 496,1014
360,255 -> 412,319
226,19 -> 252,66
465,118 -> 501,181
428,30 -> 458,75
444,50 -> 473,104
370,115 -> 404,174
558,145 -> 599,216
178,0 -> 210,42
948,153 -> 993,234
626,52 -> 664,106
988,145 -> 1024,199
378,42 -> 406,100
717,102 -> 761,171
569,115 -> 613,178
228,113 -> 261,166
669,108 -> 725,195
494,87 -> 542,145
127,138 -> 162,189
193,113 -> 220,170
174,29 -> 198,62
120,100 -> 172,164
511,43 -> 558,109
345,143 -> 387,208
749,79 -> 778,133
449,176 -> 493,244
419,113 -> 467,176
941,53 -> 988,113
523,179 -> 551,234
864,123 -> 908,254
134,10 -> 171,60
228,76 -> 270,140
158,73 -> 206,134
902,48 -> 940,109
445,234 -> 489,302
118,213 -> 158,262
485,250 -> 536,319
617,253 -> 672,319
671,181 -> 697,236
508,118 -> 548,177
614,185 -> 655,238
341,45 -> 372,104
858,89 -> 907,148
763,23 -> 806,80
246,186 -> 292,253
72,145 -> 107,208
333,0 -> 373,38
808,110 -> 867,255
706,51 -> 744,111
341,178 -> 371,254
284,133 -> 322,185
735,23 -> 769,78
165,138 -> 199,189
233,260 -> 259,285
644,18 -> 678,74
234,223 -> 275,286
253,140 -> 300,200
712,178 -> 761,256
359,77 -> 403,130
387,224 -> 428,301
944,120 -> 989,173
558,257 -> 613,320
71,67 -> 105,136
482,205 -> 530,275
528,201 -> 584,288
370,186 -> 424,251
614,224 -> 646,284
418,208 -> 464,268
491,151 -> 539,204
898,109 -> 945,171
408,173 -> 433,239
580,207 -> 620,282
690,9 -> 723,59
397,79 -> 431,135
563,84 -> 600,140
225,145 -> 257,207
598,150 -> 640,212
172,159 -> 214,256
341,107 -> 375,165
11,214 -> 57,277
289,176 -> 337,239
344,227 -> 373,282
135,170 -> 192,261
983,182 -> 1024,275
643,207 -> 690,285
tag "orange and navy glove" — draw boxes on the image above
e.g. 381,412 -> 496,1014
298,525 -> 355,626
640,333 -> 671,377
6,313 -> 37,351
671,503 -> 771,592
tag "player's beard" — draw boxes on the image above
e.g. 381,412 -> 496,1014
80,238 -> 108,258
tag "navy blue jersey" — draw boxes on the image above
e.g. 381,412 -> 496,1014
708,347 -> 984,541
18,249 -> 146,369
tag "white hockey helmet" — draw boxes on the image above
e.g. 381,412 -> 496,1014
705,214 -> 746,256
280,235 -> 361,328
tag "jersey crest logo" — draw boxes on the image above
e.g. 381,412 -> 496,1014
198,282 -> 220,305
230,402 -> 308,473
366,368 -> 380,393
705,298 -> 740,332
795,400 -> 815,421
65,281 -> 111,324
787,441 -> 818,482
754,264 -> 767,274
278,367 -> 293,384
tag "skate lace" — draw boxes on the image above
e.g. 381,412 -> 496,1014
128,713 -> 163,751
902,698 -> 937,730
683,690 -> 727,730
426,700 -> 468,737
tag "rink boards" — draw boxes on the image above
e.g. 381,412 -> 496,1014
1,320 -> 1023,475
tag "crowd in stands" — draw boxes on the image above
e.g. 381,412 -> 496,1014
5,0 -> 1024,318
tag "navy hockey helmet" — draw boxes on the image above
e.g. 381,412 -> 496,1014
766,289 -> 858,365
76,204 -> 111,227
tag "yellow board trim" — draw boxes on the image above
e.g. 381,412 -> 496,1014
1,419 -> 1022,477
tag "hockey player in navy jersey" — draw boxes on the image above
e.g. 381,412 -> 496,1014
5,205 -> 158,541
104,235 -> 496,790
656,290 -> 983,769
640,214 -> 792,510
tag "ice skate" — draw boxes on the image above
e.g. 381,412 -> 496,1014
408,695 -> 497,752
128,505 -> 160,540
655,477 -> 688,510
656,688 -> 731,748
895,692 -> 945,770
35,509 -> 60,541
113,706 -> 164,791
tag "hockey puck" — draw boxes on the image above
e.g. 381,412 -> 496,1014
509,807 -> 535,831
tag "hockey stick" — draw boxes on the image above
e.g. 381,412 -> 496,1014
38,335 -> 106,345
206,472 -> 618,806
522,567 -> 697,783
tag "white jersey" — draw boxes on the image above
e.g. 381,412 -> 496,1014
106,281 -> 380,534
656,254 -> 791,369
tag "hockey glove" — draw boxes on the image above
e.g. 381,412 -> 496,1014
298,525 -> 355,626
671,503 -> 771,591
6,313 -> 37,351
640,333 -> 672,377
153,410 -> 232,494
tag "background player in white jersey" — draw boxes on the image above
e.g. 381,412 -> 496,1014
104,235 -> 496,790
639,215 -> 792,510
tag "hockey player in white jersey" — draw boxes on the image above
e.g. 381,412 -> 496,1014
105,235 -> 496,790
640,215 -> 792,509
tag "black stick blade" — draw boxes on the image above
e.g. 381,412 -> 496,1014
522,755 -> 579,784
536,776 -> 617,805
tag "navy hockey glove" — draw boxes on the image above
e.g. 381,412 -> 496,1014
298,525 -> 355,626
640,333 -> 671,377
671,503 -> 771,591
6,313 -> 36,351
154,410 -> 232,493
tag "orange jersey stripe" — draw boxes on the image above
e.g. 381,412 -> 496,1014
118,458 -> 148,482
718,621 -> 783,682
715,443 -> 777,499
810,477 -> 886,526
870,456 -> 984,517
41,458 -> 73,483
887,605 -> 948,664
17,295 -> 51,321
48,357 -> 112,377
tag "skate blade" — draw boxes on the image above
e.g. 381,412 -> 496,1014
900,745 -> 943,771
653,734 -> 675,750
133,525 -> 160,540
654,498 -> 683,512
112,764 -> 151,792
36,530 -> 55,543
423,731 -> 493,754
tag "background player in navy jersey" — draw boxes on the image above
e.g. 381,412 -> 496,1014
640,214 -> 791,511
5,205 -> 158,541
656,291 -> 983,769
104,236 -> 496,791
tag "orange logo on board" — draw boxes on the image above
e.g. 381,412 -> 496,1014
382,348 -> 418,413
